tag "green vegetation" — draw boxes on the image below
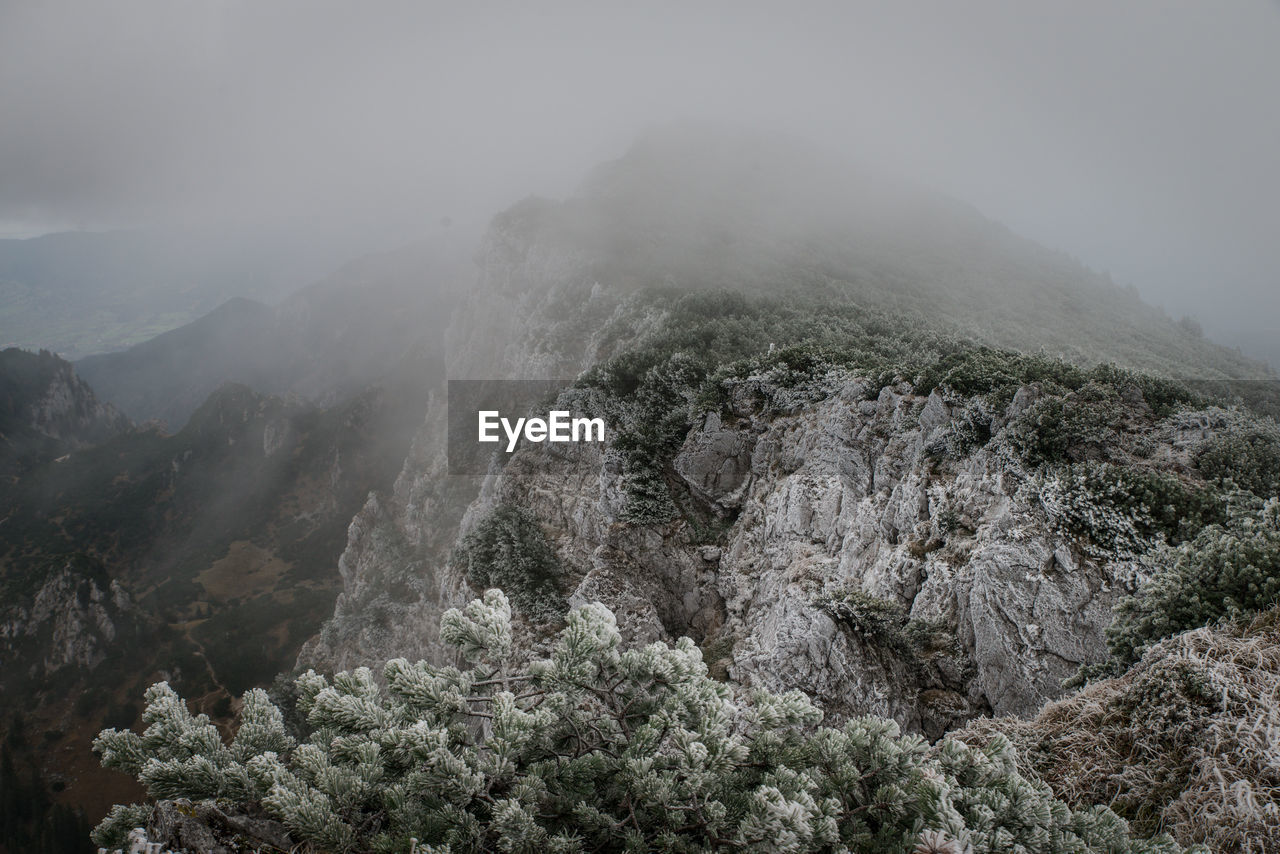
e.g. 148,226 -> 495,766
452,506 -> 566,619
93,591 -> 1183,853
818,585 -> 949,663
1196,418 -> 1280,497
1038,463 -> 1226,557
1101,499 -> 1280,670
1006,385 -> 1122,467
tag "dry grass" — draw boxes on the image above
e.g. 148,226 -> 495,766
195,539 -> 291,601
956,607 -> 1280,853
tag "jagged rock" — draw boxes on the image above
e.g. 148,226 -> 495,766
0,559 -> 136,680
673,411 -> 755,511
1006,384 -> 1041,419
147,799 -> 293,854
918,390 -> 951,435
311,366 -> 1133,733
261,417 -> 293,456
956,540 -> 1113,714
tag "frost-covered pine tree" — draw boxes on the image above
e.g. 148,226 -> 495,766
94,590 -> 1189,853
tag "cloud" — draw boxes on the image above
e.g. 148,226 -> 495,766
1,1 -> 1277,358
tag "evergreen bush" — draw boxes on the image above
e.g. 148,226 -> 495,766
818,586 -> 948,662
93,591 -> 1184,854
451,507 -> 565,620
1196,420 -> 1280,498
1039,463 -> 1223,556
1006,385 -> 1120,468
1103,499 -> 1280,668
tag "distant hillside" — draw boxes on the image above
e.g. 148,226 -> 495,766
0,228 -> 375,360
77,238 -> 469,429
0,348 -> 131,477
0,363 -> 435,834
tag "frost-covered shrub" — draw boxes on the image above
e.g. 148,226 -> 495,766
1196,419 -> 1280,498
94,591 -> 1183,854
911,349 -> 1197,418
580,350 -> 705,525
961,608 -> 1280,852
1039,463 -> 1223,556
925,396 -> 997,459
452,506 -> 565,619
1039,465 -> 1152,559
818,585 -> 947,661
1104,499 -> 1280,668
619,464 -> 679,525
1007,384 -> 1121,467
912,347 -> 1087,402
90,804 -> 157,850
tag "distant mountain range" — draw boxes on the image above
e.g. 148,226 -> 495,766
77,237 -> 470,429
0,227 -> 399,360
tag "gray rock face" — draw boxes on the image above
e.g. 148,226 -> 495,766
304,359 -> 1136,737
0,561 -> 134,681
673,411 -> 755,512
147,799 -> 294,854
918,390 -> 951,435
27,358 -> 131,444
702,380 -> 1124,727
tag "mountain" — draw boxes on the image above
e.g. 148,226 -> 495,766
0,228 -> 373,361
0,348 -> 131,477
76,237 -> 470,429
271,126 -> 1277,848
0,354 -> 437,844
304,120 -> 1279,659
14,125 -> 1280,849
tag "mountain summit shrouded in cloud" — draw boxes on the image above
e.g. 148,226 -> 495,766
0,2 -> 1276,363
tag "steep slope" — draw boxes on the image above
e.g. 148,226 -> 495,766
0,358 -> 436,838
0,348 -> 131,477
302,124 -> 1276,683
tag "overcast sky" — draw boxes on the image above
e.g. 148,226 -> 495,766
1,1 -> 1277,360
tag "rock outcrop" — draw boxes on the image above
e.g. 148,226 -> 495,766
302,351 -> 1150,739
0,347 -> 131,475
298,128 -> 1274,737
0,557 -> 140,689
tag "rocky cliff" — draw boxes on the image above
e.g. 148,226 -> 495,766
298,128 -> 1271,742
0,347 -> 131,475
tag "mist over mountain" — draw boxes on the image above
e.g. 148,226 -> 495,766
75,236 -> 471,429
3,1 -> 1279,849
485,124 -> 1269,382
0,228 -> 389,360
0,124 -> 1277,850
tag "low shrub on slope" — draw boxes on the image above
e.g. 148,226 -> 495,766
958,606 -> 1280,853
92,591 -> 1183,854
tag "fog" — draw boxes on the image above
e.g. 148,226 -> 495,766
1,1 -> 1277,362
